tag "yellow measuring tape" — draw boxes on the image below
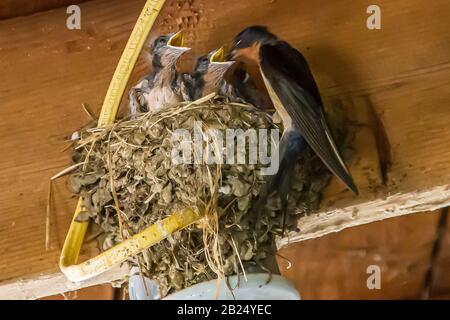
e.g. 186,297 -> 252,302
60,0 -> 203,282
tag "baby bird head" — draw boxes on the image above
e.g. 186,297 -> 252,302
193,47 -> 235,86
150,31 -> 191,68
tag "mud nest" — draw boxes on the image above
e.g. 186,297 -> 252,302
67,96 -> 349,297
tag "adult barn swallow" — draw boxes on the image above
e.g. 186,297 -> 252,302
128,31 -> 191,116
230,26 -> 358,230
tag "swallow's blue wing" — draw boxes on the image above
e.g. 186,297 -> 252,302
260,42 -> 358,194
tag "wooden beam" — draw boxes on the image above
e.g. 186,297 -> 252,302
40,284 -> 116,300
1,0 -> 450,298
0,265 -> 128,300
280,185 -> 450,247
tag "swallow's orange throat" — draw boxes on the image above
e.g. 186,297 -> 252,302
234,42 -> 261,66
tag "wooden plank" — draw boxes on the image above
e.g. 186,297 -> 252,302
429,208 -> 450,296
1,0 -> 450,297
0,265 -> 128,300
280,185 -> 450,246
40,284 -> 115,300
278,212 -> 440,299
0,0 -> 147,290
0,0 -> 88,20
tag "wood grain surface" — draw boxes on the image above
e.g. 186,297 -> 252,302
278,211 -> 441,299
0,0 -> 449,297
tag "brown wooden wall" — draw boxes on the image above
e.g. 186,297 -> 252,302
0,1 -> 88,20
279,209 -> 450,299
0,0 -> 449,298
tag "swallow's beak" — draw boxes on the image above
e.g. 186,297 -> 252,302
167,31 -> 191,55
227,49 -> 236,60
210,47 -> 235,69
227,40 -> 241,60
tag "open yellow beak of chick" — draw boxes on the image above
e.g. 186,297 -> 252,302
210,47 -> 235,72
210,47 -> 227,63
167,31 -> 185,47
167,31 -> 191,54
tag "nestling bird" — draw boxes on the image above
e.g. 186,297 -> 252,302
229,26 -> 358,232
231,61 -> 273,110
128,31 -> 191,116
189,47 -> 272,110
189,47 -> 236,100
